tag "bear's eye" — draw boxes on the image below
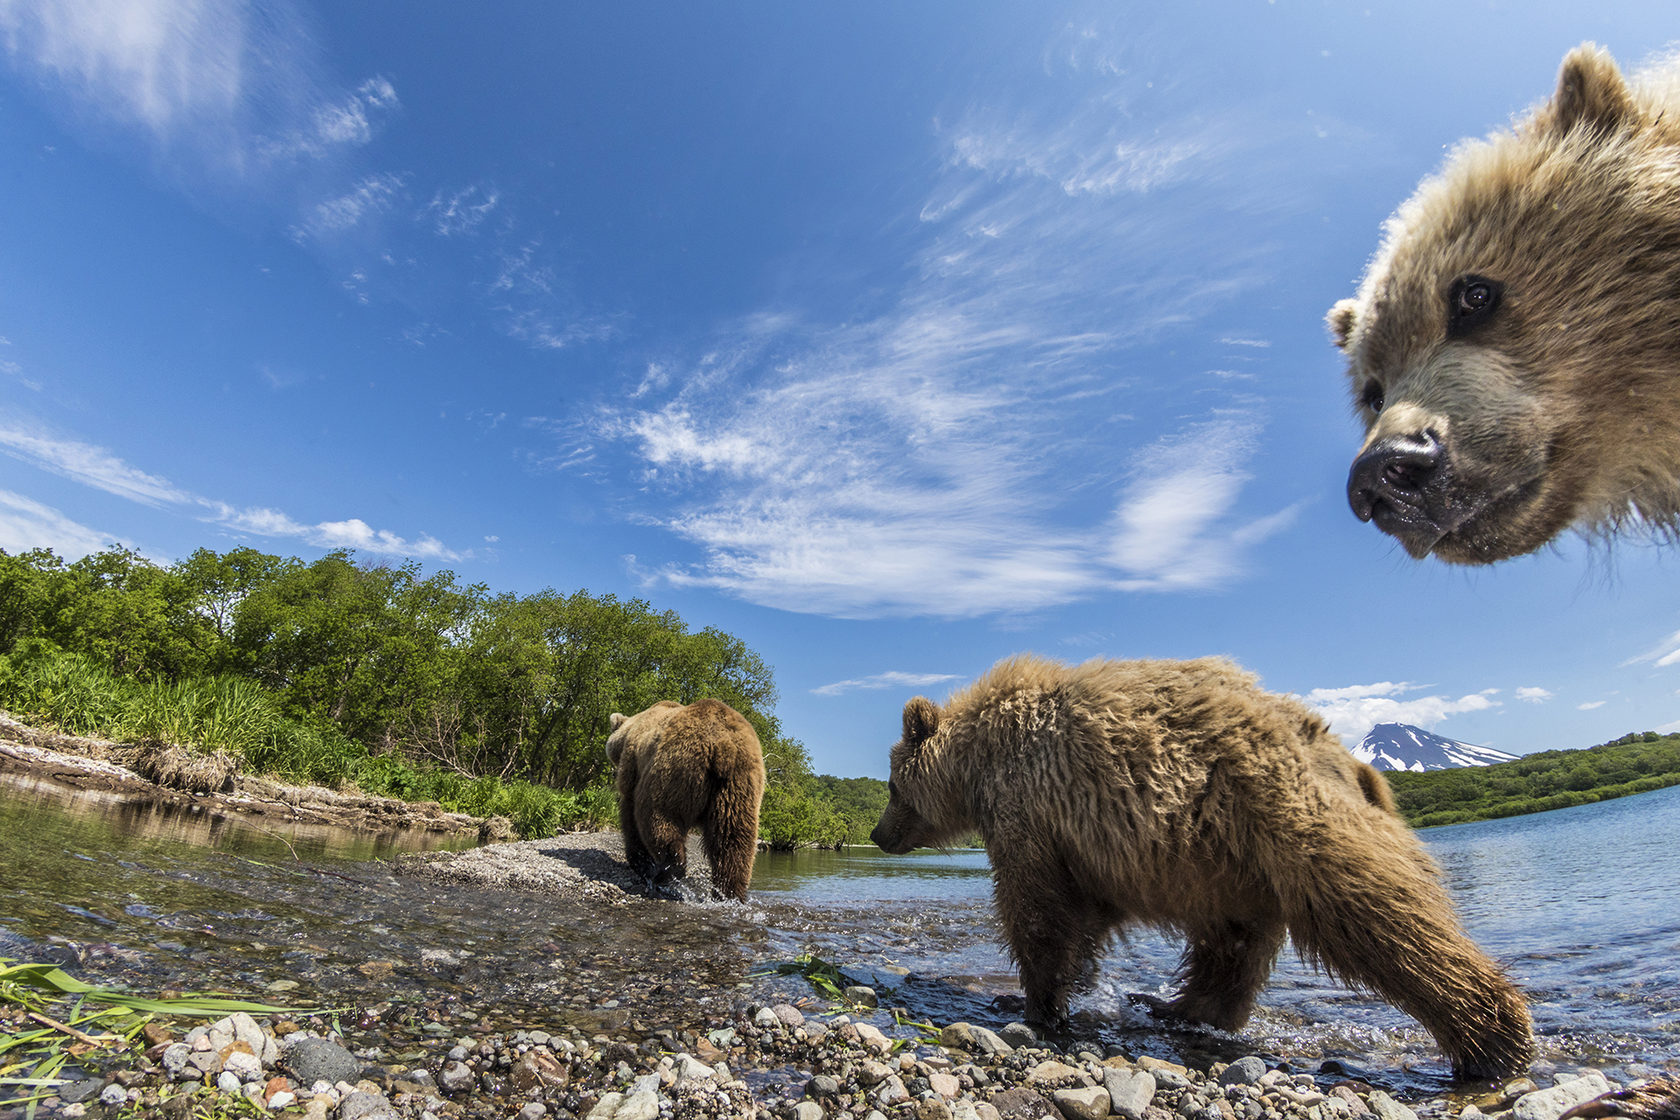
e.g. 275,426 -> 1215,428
1359,380 -> 1385,414
1446,274 -> 1503,338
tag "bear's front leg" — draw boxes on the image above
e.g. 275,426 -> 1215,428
990,849 -> 1111,1027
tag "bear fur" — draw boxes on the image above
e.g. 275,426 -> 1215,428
871,654 -> 1533,1079
605,698 -> 766,902
1329,43 -> 1680,563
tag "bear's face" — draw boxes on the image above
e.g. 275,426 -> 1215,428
1330,44 -> 1670,563
870,697 -> 952,854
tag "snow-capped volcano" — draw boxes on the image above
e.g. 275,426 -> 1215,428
1352,722 -> 1518,772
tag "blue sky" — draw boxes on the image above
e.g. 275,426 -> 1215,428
3,1 -> 1679,779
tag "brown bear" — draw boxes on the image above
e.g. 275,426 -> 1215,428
871,654 -> 1533,1079
1329,43 -> 1680,564
605,698 -> 766,902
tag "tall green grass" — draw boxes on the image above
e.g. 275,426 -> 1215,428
0,642 -> 612,839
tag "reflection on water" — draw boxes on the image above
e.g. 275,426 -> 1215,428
748,846 -> 992,902
0,771 -> 479,862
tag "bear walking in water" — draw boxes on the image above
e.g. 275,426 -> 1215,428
605,698 -> 766,902
871,654 -> 1533,1079
1330,43 -> 1680,563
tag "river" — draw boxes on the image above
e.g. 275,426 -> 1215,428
1,774 -> 1675,1096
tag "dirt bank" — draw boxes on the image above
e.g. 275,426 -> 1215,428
0,711 -> 499,842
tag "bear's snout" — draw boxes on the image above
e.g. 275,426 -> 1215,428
1347,431 -> 1452,554
870,804 -> 921,854
869,820 -> 905,854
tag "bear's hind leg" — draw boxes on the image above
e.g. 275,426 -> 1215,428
617,759 -> 655,880
1162,917 -> 1286,1032
701,773 -> 762,902
641,809 -> 691,893
1276,816 -> 1534,1079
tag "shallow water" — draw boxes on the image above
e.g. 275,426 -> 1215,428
749,786 -> 1680,1087
1,775 -> 1675,1096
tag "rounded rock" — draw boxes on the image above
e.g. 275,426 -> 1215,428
281,1037 -> 362,1087
1218,1059 -> 1268,1089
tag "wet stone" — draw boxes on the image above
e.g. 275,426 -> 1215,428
438,1059 -> 475,1093
845,986 -> 880,1008
282,1036 -> 363,1086
942,1022 -> 1014,1057
998,1023 -> 1039,1049
808,1074 -> 842,1098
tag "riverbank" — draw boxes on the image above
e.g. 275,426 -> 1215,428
2,826 -> 1671,1120
0,713 -> 505,843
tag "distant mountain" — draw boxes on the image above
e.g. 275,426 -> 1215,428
1352,722 -> 1519,772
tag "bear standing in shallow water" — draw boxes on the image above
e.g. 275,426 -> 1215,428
605,698 -> 766,902
871,654 -> 1533,1080
1331,43 -> 1680,564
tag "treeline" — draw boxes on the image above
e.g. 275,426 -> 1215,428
0,546 -> 884,846
1386,730 -> 1680,828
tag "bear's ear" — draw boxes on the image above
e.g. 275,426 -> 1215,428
1544,42 -> 1633,137
902,697 -> 941,746
1326,300 -> 1359,350
609,712 -> 627,730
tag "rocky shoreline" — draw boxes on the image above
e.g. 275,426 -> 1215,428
14,990 -> 1661,1120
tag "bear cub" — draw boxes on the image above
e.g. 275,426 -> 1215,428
1331,43 -> 1680,563
606,698 -> 766,902
872,654 -> 1533,1079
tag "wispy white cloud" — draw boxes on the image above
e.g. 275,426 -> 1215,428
1,423 -> 460,561
811,671 -> 964,697
426,183 -> 499,237
1105,421 -> 1297,591
1302,681 -> 1502,742
584,60 -> 1287,618
0,0 -> 244,138
487,240 -> 619,350
1577,700 -> 1607,712
0,421 -> 192,506
0,0 -> 396,176
0,489 -> 122,558
1626,628 -> 1680,670
291,172 -> 405,242
1516,686 -> 1553,703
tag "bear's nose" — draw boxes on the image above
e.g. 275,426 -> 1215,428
1347,431 -> 1443,522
